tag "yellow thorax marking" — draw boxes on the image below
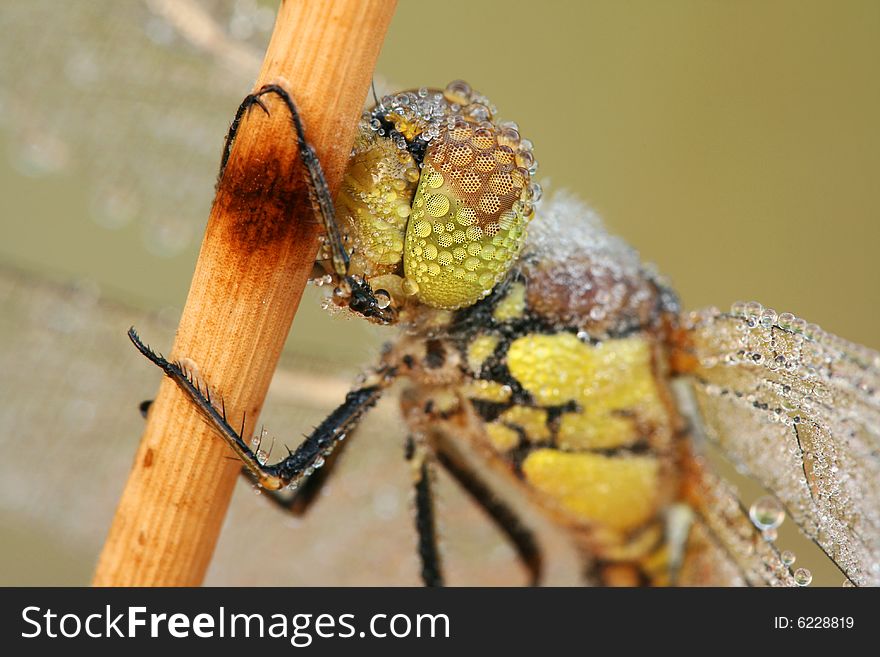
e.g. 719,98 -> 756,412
485,423 -> 520,452
492,282 -> 526,321
522,450 -> 660,530
466,334 -> 500,373
499,405 -> 550,442
506,333 -> 664,450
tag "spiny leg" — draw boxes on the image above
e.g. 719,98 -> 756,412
406,436 -> 444,587
432,434 -> 543,586
128,327 -> 394,490
140,393 -> 356,515
247,429 -> 354,516
219,83 -> 392,323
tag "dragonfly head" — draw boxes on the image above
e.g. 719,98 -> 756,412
313,81 -> 540,326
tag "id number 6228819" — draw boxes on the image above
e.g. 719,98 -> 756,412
774,617 -> 855,629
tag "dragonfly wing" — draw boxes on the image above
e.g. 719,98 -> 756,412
0,0 -> 269,256
679,455 -> 796,586
0,0 -> 396,257
678,303 -> 880,585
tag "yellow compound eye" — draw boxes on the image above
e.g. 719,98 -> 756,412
403,119 -> 534,309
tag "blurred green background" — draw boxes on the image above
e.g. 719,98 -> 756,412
0,0 -> 876,586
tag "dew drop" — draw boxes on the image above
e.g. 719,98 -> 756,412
778,312 -> 796,330
793,568 -> 812,586
375,289 -> 391,309
528,182 -> 543,203
749,496 -> 785,530
402,278 -> 420,296
781,550 -> 796,566
444,80 -> 472,105
759,308 -> 778,328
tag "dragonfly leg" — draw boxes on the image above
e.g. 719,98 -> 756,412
406,435 -> 444,587
432,436 -> 543,586
128,327 -> 395,490
244,431 -> 354,516
140,394 -> 356,514
219,83 -> 393,323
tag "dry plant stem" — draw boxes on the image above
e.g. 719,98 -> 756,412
93,0 -> 397,586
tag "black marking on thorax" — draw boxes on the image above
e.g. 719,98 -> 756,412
424,339 -> 446,369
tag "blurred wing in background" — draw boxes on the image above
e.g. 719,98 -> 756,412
0,0 -> 269,256
678,302 -> 880,586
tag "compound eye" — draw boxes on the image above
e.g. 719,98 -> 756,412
402,119 -> 538,310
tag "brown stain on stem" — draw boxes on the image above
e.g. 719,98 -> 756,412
93,0 -> 397,587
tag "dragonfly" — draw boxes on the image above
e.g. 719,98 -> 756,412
132,79 -> 880,587
2,0 -> 877,586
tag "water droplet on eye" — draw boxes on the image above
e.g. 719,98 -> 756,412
444,79 -> 472,105
528,182 -> 543,202
745,301 -> 764,318
515,150 -> 535,169
749,496 -> 785,530
759,308 -> 778,328
778,312 -> 795,330
781,550 -> 796,566
375,289 -> 391,309
498,126 -> 520,146
402,278 -> 420,296
793,568 -> 812,586
465,104 -> 491,123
